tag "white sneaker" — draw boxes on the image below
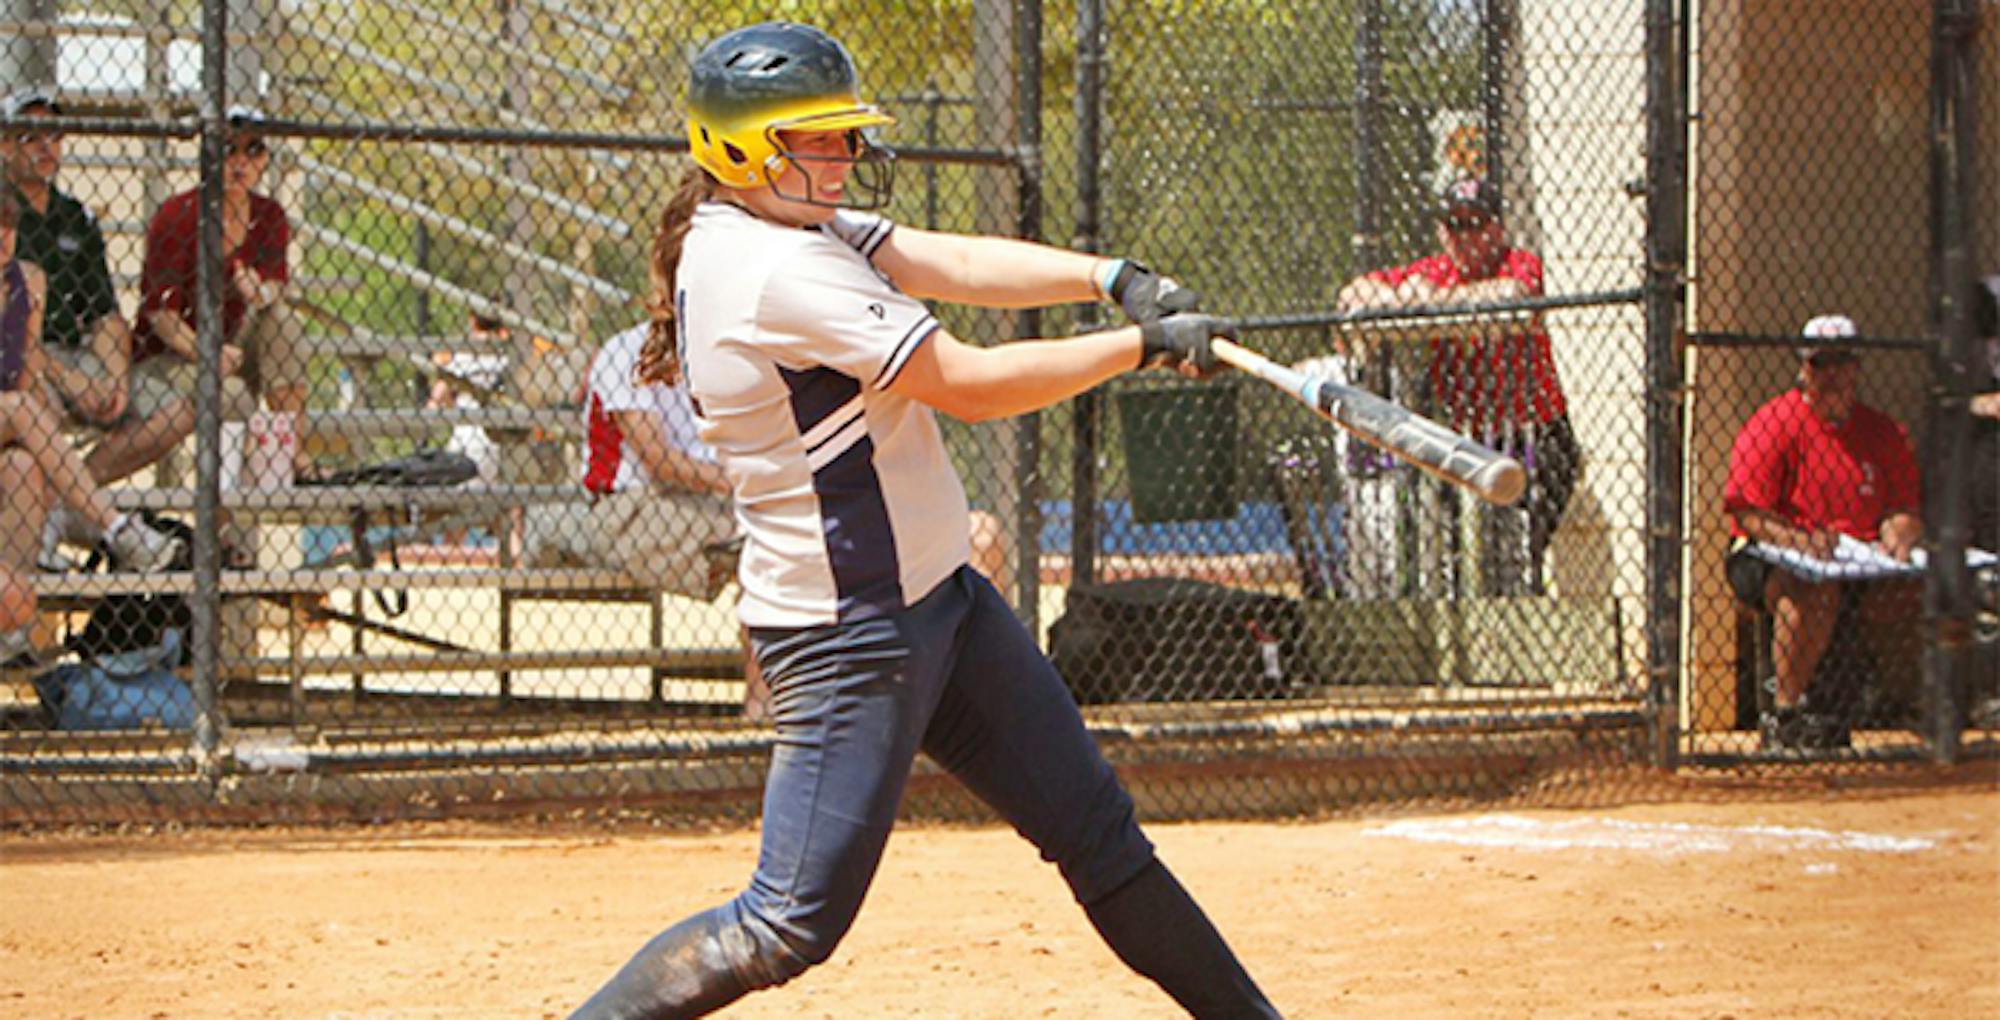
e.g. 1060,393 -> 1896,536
0,625 -> 32,666
36,511 -> 72,572
103,513 -> 185,573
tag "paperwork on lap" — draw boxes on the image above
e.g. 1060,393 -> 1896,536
1749,533 -> 1998,582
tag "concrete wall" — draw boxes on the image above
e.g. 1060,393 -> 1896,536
1685,0 -> 1946,731
1516,0 -> 1651,682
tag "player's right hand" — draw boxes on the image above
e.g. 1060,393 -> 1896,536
1140,313 -> 1233,378
1106,259 -> 1200,323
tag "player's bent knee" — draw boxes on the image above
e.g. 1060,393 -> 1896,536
737,897 -> 855,982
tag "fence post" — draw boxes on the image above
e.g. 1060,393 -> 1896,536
1352,0 -> 1384,272
1922,0 -> 1980,765
190,0 -> 230,785
1643,0 -> 1688,769
1069,0 -> 1105,596
1011,0 -> 1045,629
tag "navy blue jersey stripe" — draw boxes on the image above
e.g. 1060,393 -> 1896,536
778,364 -> 862,434
814,435 -> 905,620
858,219 -> 892,257
781,366 -> 903,619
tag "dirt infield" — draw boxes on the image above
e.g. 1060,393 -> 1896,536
3,769 -> 1995,1019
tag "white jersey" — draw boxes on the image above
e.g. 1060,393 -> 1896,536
679,202 -> 969,627
582,323 -> 715,495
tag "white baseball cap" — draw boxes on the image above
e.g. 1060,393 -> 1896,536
1797,314 -> 1857,360
3,89 -> 60,118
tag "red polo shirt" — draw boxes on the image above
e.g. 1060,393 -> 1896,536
1724,388 -> 1920,540
132,188 -> 289,363
1367,247 -> 1568,434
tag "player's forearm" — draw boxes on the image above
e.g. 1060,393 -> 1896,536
146,309 -> 199,361
620,413 -> 730,495
1338,276 -> 1401,310
879,228 -> 1102,309
1441,276 -> 1531,305
1736,508 -> 1818,553
90,313 -> 132,376
638,441 -> 729,495
900,328 -> 1142,423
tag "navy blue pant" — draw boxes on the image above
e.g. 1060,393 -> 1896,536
574,567 -> 1181,1016
734,565 -> 1156,976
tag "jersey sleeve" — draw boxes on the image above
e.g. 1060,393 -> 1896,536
589,329 -> 653,413
819,210 -> 895,260
756,242 -> 938,390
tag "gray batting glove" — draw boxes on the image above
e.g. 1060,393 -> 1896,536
1140,313 -> 1234,377
1106,259 -> 1201,322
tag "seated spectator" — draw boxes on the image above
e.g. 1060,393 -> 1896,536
1724,314 -> 1922,751
428,313 -> 511,487
523,320 -> 751,710
131,106 -> 306,443
1333,177 -> 1578,594
526,321 -> 1010,719
1966,276 -> 1999,726
0,189 -> 185,661
1970,275 -> 1998,551
4,89 -> 189,486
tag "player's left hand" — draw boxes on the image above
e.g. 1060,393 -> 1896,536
1140,313 -> 1234,378
1105,259 -> 1200,322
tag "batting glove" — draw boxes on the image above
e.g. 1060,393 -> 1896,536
1101,259 -> 1201,322
1140,313 -> 1234,377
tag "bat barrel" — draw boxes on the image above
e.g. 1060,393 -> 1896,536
1211,337 -> 1526,508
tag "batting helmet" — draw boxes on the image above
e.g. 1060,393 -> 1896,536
686,22 -> 896,207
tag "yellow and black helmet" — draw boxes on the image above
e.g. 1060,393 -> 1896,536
687,22 -> 896,206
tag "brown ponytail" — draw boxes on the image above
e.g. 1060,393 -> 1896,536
636,165 -> 719,386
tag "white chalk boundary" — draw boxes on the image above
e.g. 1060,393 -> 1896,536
1362,814 -> 1937,855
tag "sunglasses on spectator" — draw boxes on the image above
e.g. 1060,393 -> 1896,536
230,139 -> 269,157
9,127 -> 60,145
1805,351 -> 1859,368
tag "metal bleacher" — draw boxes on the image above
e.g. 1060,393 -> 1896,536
3,3 -> 746,743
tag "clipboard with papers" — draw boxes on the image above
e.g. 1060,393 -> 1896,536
1747,533 -> 1998,583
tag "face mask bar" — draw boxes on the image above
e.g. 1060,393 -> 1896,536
763,126 -> 898,211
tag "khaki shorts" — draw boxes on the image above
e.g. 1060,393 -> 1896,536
143,301 -> 309,421
46,347 -> 187,429
50,302 -> 307,430
523,488 -> 739,601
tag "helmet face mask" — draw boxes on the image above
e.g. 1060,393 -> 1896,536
763,124 -> 896,210
687,22 -> 898,210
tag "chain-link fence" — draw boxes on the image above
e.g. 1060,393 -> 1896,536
0,0 -> 1991,825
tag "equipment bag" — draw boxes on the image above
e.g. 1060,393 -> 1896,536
67,512 -> 195,667
34,629 -> 196,731
1049,576 -> 1304,705
302,448 -> 480,617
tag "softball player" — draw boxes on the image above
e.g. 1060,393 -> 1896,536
569,21 -> 1280,1020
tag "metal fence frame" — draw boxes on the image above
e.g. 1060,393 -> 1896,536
0,0 -> 1992,824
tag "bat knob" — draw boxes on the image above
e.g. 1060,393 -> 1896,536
1476,459 -> 1528,507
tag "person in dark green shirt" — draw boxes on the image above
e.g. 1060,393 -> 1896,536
3,90 -> 192,485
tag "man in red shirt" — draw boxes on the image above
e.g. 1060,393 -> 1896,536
1724,314 -> 1922,750
1336,178 -> 1578,594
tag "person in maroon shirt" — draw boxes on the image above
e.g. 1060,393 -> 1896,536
1724,314 -> 1923,751
1335,177 -> 1579,594
132,106 -> 306,434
